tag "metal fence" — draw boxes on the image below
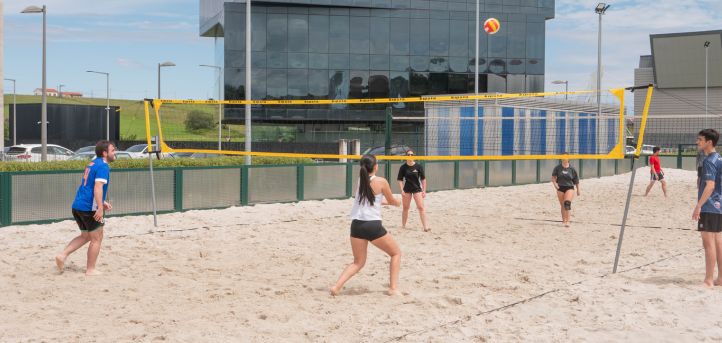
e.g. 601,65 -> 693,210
0,156 -> 698,227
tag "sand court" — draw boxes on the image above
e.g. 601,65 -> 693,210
1,168 -> 721,342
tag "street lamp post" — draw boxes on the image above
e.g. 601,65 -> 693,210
58,83 -> 64,103
86,71 -> 110,140
21,5 -> 47,161
552,80 -> 569,100
245,0 -> 252,165
4,78 -> 16,145
200,64 -> 223,150
705,41 -> 710,127
157,61 -> 176,99
595,3 -> 610,154
473,0 -> 480,157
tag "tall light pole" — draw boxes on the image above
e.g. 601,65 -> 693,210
200,64 -> 223,150
158,61 -> 176,99
87,71 -> 110,140
473,0 -> 480,157
58,83 -> 64,103
705,41 -> 710,127
22,5 -> 47,161
244,0 -> 252,165
595,3 -> 609,155
552,80 -> 569,100
4,78 -> 16,145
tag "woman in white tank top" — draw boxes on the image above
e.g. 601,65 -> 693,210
331,154 -> 402,296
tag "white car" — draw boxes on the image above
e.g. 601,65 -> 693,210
124,144 -> 170,159
5,144 -> 75,162
70,151 -> 132,161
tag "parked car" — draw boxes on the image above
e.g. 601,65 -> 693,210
641,144 -> 655,156
124,144 -> 171,159
625,145 -> 636,156
169,152 -> 222,159
5,144 -> 75,162
362,145 -> 412,156
70,151 -> 132,161
74,146 -> 96,154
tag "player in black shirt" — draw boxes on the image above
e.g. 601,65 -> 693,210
397,150 -> 429,231
551,155 -> 581,227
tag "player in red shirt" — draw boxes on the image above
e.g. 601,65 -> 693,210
645,146 -> 668,197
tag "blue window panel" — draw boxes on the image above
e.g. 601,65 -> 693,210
590,114 -> 597,154
607,118 -> 616,153
531,110 -> 547,155
556,111 -> 566,154
517,109 -> 526,154
578,113 -> 588,154
460,106 -> 474,156
438,107 -> 451,156
501,107 -> 515,156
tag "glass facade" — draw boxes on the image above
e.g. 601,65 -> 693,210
201,0 -> 554,124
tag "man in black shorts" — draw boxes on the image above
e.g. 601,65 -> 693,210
692,129 -> 722,287
55,141 -> 116,276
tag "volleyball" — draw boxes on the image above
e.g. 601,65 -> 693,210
483,18 -> 501,34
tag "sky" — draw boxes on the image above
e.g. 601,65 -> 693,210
3,0 -> 722,100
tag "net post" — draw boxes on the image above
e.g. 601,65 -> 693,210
677,144 -> 682,169
385,106 -> 392,156
297,164 -> 305,201
613,157 -> 637,273
614,159 -> 619,175
338,139 -> 348,163
484,161 -> 490,187
597,159 -> 602,178
536,160 -> 541,183
511,160 -> 517,185
579,159 -> 584,179
148,135 -> 159,228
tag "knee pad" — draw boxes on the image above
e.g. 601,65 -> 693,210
564,201 -> 572,211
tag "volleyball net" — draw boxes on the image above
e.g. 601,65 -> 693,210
143,86 -> 654,161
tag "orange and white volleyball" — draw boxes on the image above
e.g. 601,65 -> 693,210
483,18 -> 501,35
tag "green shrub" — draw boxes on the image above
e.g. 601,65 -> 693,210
0,156 -> 314,172
184,110 -> 215,132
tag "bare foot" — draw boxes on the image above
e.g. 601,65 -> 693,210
387,288 -> 397,296
703,279 -> 714,288
714,279 -> 722,286
55,255 -> 65,273
564,222 -> 570,228
85,269 -> 103,276
330,286 -> 340,296
423,227 -> 431,232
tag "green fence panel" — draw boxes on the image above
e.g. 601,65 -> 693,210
303,164 -> 347,200
458,161 -> 485,189
659,156 -> 677,171
248,166 -> 298,204
110,170 -> 175,216
11,172 -> 78,224
182,168 -> 241,210
424,161 -> 455,192
389,161 -> 404,194
600,160 -> 616,177
515,160 -> 537,185
488,161 -> 513,186
539,159 -> 559,182
682,156 -> 697,171
581,160 -> 599,179
0,173 -> 8,226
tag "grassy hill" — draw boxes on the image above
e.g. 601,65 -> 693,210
2,94 -> 247,142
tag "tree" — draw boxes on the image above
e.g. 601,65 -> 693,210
184,110 -> 215,132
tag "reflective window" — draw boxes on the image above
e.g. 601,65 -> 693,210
488,59 -> 506,74
329,70 -> 350,100
252,68 -> 266,99
251,52 -> 266,68
267,52 -> 288,69
409,72 -> 430,95
506,21 -> 526,58
370,55 -> 389,70
507,74 -> 525,93
309,53 -> 329,69
410,19 -> 430,55
389,18 -> 410,55
329,54 -> 349,69
288,53 -> 309,69
488,21 -> 507,57
349,16 -> 370,54
288,15 -> 309,52
288,69 -> 308,97
448,73 -> 468,94
330,16 -> 350,53
349,70 -> 369,98
527,59 -> 544,74
449,20 -> 467,57
350,54 -> 370,70
267,69 -> 287,98
468,19 -> 488,57
507,59 -> 525,74
429,73 -> 448,94
308,69 -> 329,97
526,22 -> 544,59
411,56 -> 428,71
370,17 -> 390,55
449,57 -> 467,72
252,13 -> 267,52
309,15 -> 329,53
368,71 -> 390,98
390,72 -> 409,100
429,20 -> 449,56
267,14 -> 288,52
487,74 -> 507,93
390,55 -> 410,71
429,57 -> 449,72
526,74 -> 544,92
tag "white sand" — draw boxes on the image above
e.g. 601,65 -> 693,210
1,168 -> 721,342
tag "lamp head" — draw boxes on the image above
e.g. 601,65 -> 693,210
21,5 -> 45,14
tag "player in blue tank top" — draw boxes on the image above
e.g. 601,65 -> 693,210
56,141 -> 116,276
692,129 -> 722,288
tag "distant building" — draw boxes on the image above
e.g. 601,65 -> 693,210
33,88 -> 83,98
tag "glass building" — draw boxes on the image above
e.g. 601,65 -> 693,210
200,0 -> 555,147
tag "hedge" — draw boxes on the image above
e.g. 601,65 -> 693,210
0,156 -> 314,172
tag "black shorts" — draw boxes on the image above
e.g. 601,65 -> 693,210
650,171 -> 664,181
557,185 -> 575,193
698,213 -> 722,233
72,209 -> 104,232
350,220 -> 388,241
